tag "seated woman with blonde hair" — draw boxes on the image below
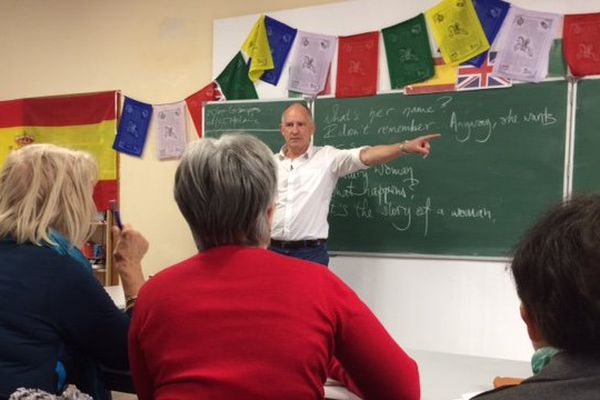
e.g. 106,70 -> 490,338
0,144 -> 148,399
128,134 -> 419,400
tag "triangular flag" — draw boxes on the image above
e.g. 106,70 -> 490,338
113,96 -> 152,157
336,31 -> 379,98
185,82 -> 223,137
382,14 -> 434,88
492,6 -> 561,82
464,0 -> 510,67
261,16 -> 298,86
563,13 -> 600,77
405,57 -> 457,95
242,15 -> 275,82
154,102 -> 187,160
216,52 -> 258,100
426,0 -> 490,65
287,31 -> 336,95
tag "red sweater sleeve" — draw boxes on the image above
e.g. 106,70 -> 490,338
328,357 -> 365,398
128,291 -> 155,400
327,276 -> 420,400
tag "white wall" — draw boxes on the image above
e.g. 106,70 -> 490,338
213,0 -> 600,361
0,0 -> 338,277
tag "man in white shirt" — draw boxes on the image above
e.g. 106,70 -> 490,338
269,102 -> 441,266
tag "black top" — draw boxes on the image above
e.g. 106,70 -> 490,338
0,239 -> 129,396
473,352 -> 600,400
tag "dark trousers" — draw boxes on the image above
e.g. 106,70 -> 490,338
269,243 -> 329,266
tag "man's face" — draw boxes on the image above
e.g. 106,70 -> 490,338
280,104 -> 314,157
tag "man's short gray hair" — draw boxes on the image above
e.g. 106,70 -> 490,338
174,134 -> 277,250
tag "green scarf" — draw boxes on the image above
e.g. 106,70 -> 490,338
531,346 -> 560,374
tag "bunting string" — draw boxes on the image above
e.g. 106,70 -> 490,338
2,0 -> 600,161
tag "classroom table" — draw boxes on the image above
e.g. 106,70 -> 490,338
105,286 -> 531,400
324,349 -> 531,400
409,348 -> 531,400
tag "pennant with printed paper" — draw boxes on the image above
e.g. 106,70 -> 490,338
0,91 -> 118,210
216,52 -> 258,100
405,57 -> 458,95
154,102 -> 187,160
261,16 -> 298,85
465,0 -> 510,67
289,66 -> 331,98
185,82 -> 223,137
563,13 -> 600,77
113,96 -> 152,157
242,15 -> 275,82
426,0 -> 490,65
457,51 -> 511,90
492,6 -> 561,82
382,14 -> 434,88
287,31 -> 336,96
336,31 -> 379,98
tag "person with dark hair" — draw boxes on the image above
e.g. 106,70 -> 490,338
269,102 -> 441,266
473,194 -> 600,400
128,133 -> 420,400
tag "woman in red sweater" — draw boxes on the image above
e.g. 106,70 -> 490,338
128,134 -> 419,400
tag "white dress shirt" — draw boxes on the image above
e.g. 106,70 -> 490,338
271,144 -> 368,241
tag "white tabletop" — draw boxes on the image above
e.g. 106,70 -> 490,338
324,349 -> 531,400
410,349 -> 531,400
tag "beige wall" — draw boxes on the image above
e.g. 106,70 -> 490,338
0,0 -> 337,275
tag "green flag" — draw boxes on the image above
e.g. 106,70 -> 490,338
548,39 -> 567,78
382,14 -> 434,88
216,52 -> 258,100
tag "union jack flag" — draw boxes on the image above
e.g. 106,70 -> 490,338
457,52 -> 512,91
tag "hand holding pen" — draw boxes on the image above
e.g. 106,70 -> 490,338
110,200 -> 123,230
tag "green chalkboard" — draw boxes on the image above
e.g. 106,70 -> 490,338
314,81 -> 568,257
573,78 -> 600,194
204,99 -> 304,152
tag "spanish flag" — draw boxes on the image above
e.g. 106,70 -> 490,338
0,91 -> 119,210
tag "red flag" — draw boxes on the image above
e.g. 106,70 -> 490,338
563,13 -> 600,77
185,82 -> 223,137
336,31 -> 379,98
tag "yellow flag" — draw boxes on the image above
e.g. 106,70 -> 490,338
426,0 -> 489,65
405,58 -> 458,94
242,15 -> 275,81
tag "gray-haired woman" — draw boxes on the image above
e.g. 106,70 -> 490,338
128,134 -> 419,400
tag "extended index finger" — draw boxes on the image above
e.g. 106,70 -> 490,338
419,133 -> 442,141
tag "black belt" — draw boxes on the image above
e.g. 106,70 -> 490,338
270,239 -> 327,249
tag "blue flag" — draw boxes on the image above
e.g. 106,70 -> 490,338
260,16 -> 297,85
113,96 -> 152,157
465,0 -> 510,67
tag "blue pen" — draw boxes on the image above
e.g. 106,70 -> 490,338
110,200 -> 123,230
